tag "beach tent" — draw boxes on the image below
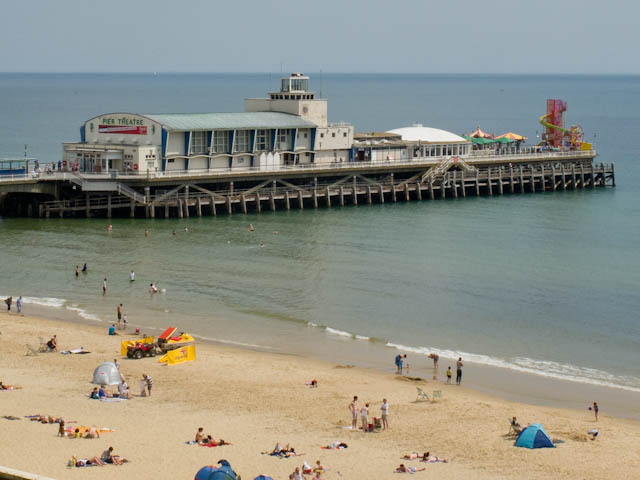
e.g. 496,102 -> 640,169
253,476 -> 274,480
92,362 -> 121,386
515,423 -> 555,449
194,461 -> 238,480
469,127 -> 493,139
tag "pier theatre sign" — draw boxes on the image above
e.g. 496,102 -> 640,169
94,116 -> 149,135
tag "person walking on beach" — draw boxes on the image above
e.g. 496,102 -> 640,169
16,296 -> 23,314
446,366 -> 452,384
456,357 -> 464,385
4,296 -> 12,311
592,402 -> 599,421
102,278 -> 107,295
116,304 -> 123,325
381,398 -> 389,430
129,270 -> 135,282
349,396 -> 359,430
142,373 -> 153,396
429,352 -> 439,369
395,354 -> 406,374
360,403 -> 369,432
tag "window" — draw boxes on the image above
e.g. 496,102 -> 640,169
332,132 -> 336,138
213,131 -> 228,153
235,130 -> 250,152
291,78 -> 308,91
277,129 -> 289,149
191,131 -> 207,154
343,132 -> 347,137
304,132 -> 308,138
320,133 -> 324,138
256,129 -> 270,151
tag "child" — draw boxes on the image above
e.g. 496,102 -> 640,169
446,366 -> 452,384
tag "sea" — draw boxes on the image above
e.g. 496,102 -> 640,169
1,73 -> 639,409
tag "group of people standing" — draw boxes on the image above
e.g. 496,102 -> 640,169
349,396 -> 390,432
396,353 -> 465,386
4,295 -> 23,314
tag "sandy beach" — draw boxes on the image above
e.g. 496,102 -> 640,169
1,311 -> 639,480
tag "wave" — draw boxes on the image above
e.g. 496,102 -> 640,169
324,326 -> 370,341
0,294 -> 67,308
194,334 -> 270,350
385,342 -> 640,393
65,306 -> 102,322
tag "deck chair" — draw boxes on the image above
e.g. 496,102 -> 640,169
508,419 -> 522,436
26,344 -> 40,356
416,387 -> 430,402
431,390 -> 442,402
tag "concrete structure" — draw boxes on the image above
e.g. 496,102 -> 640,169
62,73 -> 353,174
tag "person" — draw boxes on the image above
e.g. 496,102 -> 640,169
142,373 -> 153,396
290,467 -> 304,480
108,324 -> 117,335
446,366 -> 452,384
349,396 -> 359,429
302,461 -> 312,474
117,304 -> 123,324
396,464 -> 425,473
456,357 -> 463,385
381,398 -> 389,430
144,230 -> 149,238
5,296 -> 12,311
82,263 -> 87,273
113,358 -> 120,370
75,265 -> 79,277
129,270 -> 135,282
313,460 -> 325,473
16,296 -> 23,314
118,379 -> 129,399
122,313 -> 128,326
429,352 -> 439,369
311,472 -> 322,480
47,335 -> 58,351
149,283 -> 158,294
58,420 -> 66,437
101,446 -> 123,465
107,224 -> 112,232
195,427 -> 205,443
172,230 -> 176,236
360,403 -> 369,432
102,278 -> 107,295
72,455 -> 105,467
90,387 -> 100,399
588,429 -> 599,440
184,227 -> 189,232
248,224 -> 255,232
395,354 -> 407,374
98,386 -> 107,399
85,426 -> 100,439
591,402 -> 599,421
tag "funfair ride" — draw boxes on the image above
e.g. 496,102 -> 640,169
539,99 -> 592,151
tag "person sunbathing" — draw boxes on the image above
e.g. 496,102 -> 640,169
402,452 -> 422,460
201,435 -> 230,447
30,415 -> 63,424
420,453 -> 448,463
0,382 -> 22,390
101,446 -> 125,465
396,464 -> 425,473
72,456 -> 105,467
84,426 -> 100,439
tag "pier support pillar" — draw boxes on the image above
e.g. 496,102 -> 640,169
600,163 -> 606,186
107,194 -> 112,218
541,165 -> 546,191
580,163 -> 586,189
429,180 -> 434,200
367,186 -> 373,204
241,195 -> 247,214
530,168 -> 536,193
571,164 -> 577,190
460,171 -> 466,197
177,199 -> 184,218
270,193 -> 276,211
561,165 -> 567,190
404,184 -> 410,201
164,204 -> 169,218
452,172 -> 458,198
475,170 -> 481,196
353,187 -> 358,206
378,184 -> 385,203
440,179 -> 446,199
38,204 -> 44,218
391,184 -> 397,202
551,166 -> 557,191
85,193 -> 91,218
487,169 -> 493,196
297,190 -> 304,209
312,189 -> 318,208
285,191 -> 291,210
339,186 -> 345,206
325,188 -> 330,208
498,169 -> 503,195
210,196 -> 217,216
611,163 -> 616,187
150,204 -> 155,219
226,196 -> 232,215
590,165 -> 595,188
129,200 -> 135,218
416,183 -> 422,200
509,167 -> 515,193
229,181 -> 234,194
519,166 -> 525,193
45,206 -> 50,219
256,193 -> 262,213
196,197 -> 202,217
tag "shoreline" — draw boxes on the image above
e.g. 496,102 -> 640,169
1,311 -> 640,479
10,299 -> 640,421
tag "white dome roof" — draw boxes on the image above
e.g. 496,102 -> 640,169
387,124 -> 467,143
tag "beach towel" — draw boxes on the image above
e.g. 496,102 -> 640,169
61,347 -> 91,355
100,397 -> 127,402
200,442 -> 230,448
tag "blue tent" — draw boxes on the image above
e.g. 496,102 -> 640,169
254,476 -> 274,480
194,461 -> 238,480
515,423 -> 555,449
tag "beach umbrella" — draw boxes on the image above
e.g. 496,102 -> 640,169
468,126 -> 493,139
471,137 -> 495,145
494,136 -> 516,144
254,476 -> 274,480
495,132 -> 527,141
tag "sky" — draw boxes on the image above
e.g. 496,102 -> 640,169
1,0 -> 638,74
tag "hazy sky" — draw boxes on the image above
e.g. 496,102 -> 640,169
1,0 -> 637,74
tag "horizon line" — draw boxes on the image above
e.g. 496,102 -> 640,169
1,71 -> 639,76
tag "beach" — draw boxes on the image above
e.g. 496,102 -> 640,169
1,311 -> 639,479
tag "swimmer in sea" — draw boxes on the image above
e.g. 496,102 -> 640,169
248,224 -> 255,232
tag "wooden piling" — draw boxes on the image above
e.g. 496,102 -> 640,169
165,203 -> 169,218
416,183 -> 422,200
178,199 -> 184,218
242,194 -> 248,214
571,164 -> 577,189
367,185 -> 373,204
530,168 -> 536,193
429,179 -> 434,200
476,170 -> 481,196
226,196 -> 232,215
270,193 -> 276,211
487,169 -> 493,195
339,186 -> 345,206
130,200 -> 135,218
551,165 -> 557,191
285,191 -> 291,210
561,165 -> 567,190
378,184 -> 385,203
256,193 -> 262,213
85,193 -> 90,218
312,189 -> 318,208
298,190 -> 304,209
541,165 -> 546,191
353,187 -> 358,206
210,196 -> 217,216
519,166 -> 525,193
391,184 -> 397,202
509,166 -> 515,193
452,172 -> 459,198
150,204 -> 155,218
460,171 -> 466,197
324,188 -> 330,208
196,197 -> 202,217
580,163 -> 585,189
404,184 -> 410,201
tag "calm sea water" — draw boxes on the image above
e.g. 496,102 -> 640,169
1,73 -> 639,394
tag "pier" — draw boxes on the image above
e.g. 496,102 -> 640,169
0,150 -> 614,218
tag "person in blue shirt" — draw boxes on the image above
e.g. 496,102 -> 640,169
108,324 -> 117,335
98,386 -> 107,398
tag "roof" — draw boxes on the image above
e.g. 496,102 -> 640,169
142,112 -> 316,131
387,124 -> 468,143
